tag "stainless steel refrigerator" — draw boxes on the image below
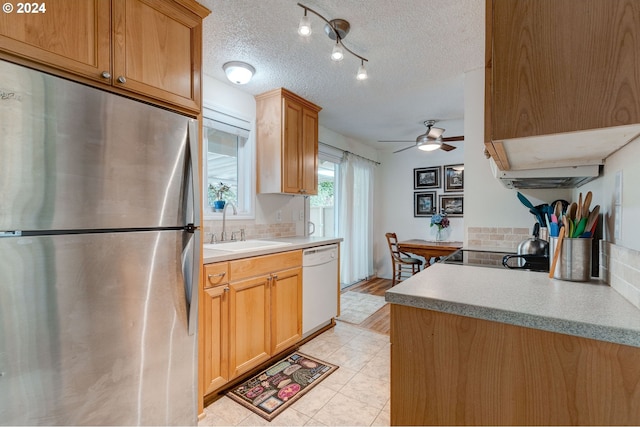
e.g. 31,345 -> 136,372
0,60 -> 201,425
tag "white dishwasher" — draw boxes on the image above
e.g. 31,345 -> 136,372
302,244 -> 339,337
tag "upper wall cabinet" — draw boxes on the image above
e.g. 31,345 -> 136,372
255,88 -> 322,195
0,0 -> 210,115
485,0 -> 640,171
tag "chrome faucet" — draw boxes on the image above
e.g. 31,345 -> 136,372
220,202 -> 237,242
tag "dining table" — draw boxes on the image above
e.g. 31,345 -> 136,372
397,239 -> 463,267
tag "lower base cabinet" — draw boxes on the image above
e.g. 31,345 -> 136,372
201,251 -> 302,400
390,304 -> 640,426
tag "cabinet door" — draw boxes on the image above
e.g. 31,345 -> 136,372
228,276 -> 271,378
489,0 -> 640,141
202,285 -> 228,395
282,98 -> 303,194
301,108 -> 319,195
112,0 -> 202,112
0,0 -> 111,82
271,267 -> 302,355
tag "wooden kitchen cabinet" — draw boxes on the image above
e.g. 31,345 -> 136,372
485,0 -> 640,170
227,251 -> 302,378
255,88 -> 321,195
0,0 -> 209,114
201,262 -> 230,396
201,250 -> 303,400
391,304 -> 640,425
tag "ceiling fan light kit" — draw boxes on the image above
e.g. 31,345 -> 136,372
297,3 -> 368,80
381,120 -> 463,154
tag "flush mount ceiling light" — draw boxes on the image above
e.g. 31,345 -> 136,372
296,3 -> 369,80
222,61 -> 255,85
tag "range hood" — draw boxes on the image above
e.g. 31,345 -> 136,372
490,160 -> 601,189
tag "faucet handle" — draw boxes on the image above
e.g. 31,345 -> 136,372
210,233 -> 217,244
240,228 -> 246,241
231,231 -> 240,241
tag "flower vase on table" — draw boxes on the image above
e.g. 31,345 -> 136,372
430,211 -> 450,242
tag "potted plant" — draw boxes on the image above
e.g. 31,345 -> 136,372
208,182 -> 231,212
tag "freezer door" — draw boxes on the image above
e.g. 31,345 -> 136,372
0,231 -> 197,425
0,60 -> 196,231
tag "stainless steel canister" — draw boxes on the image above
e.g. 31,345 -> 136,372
549,237 -> 592,281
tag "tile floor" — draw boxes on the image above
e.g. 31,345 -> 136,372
198,321 -> 391,426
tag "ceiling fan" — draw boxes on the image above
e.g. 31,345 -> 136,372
379,120 -> 464,153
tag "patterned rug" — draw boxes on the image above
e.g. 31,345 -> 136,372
336,292 -> 387,324
226,352 -> 338,421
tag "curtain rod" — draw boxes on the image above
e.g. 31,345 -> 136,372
319,142 -> 381,165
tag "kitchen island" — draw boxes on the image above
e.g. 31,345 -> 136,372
386,263 -> 640,425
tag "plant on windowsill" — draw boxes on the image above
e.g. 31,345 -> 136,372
208,182 -> 231,212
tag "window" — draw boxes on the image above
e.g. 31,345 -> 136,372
202,107 -> 254,218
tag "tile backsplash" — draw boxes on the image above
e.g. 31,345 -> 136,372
600,241 -> 640,309
203,221 -> 296,242
467,227 -> 531,251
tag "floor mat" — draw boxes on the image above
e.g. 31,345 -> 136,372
226,352 -> 338,421
336,292 -> 387,324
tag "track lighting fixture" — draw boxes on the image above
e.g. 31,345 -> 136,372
297,3 -> 369,80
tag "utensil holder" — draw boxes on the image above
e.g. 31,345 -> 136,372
549,237 -> 592,282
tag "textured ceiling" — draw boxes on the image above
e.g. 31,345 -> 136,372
199,0 -> 485,150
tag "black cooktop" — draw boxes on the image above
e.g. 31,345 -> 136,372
441,249 -> 517,269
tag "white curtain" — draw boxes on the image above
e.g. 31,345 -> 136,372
338,152 -> 375,286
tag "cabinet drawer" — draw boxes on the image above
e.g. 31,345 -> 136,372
230,250 -> 302,281
204,262 -> 229,288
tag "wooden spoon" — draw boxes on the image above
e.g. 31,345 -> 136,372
568,202 -> 577,221
549,226 -> 565,279
582,191 -> 592,219
584,204 -> 600,235
576,192 -> 583,221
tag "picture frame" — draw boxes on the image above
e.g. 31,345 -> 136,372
414,191 -> 437,217
444,164 -> 464,192
413,166 -> 440,189
440,194 -> 464,217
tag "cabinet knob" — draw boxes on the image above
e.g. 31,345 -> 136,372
223,287 -> 229,292
101,71 -> 111,79
117,76 -> 127,84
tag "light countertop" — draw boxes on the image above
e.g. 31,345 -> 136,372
385,262 -> 640,348
202,236 -> 342,263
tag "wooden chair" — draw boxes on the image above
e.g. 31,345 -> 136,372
385,232 -> 423,286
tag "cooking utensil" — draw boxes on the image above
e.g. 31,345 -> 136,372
549,226 -> 565,278
517,192 -> 535,210
568,202 -> 577,220
577,192 -> 583,221
573,217 -> 587,238
582,191 -> 592,218
584,204 -> 600,235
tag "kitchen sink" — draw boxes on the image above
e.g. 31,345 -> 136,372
203,240 -> 292,252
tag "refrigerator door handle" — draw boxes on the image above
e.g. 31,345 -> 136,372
187,229 -> 201,336
188,119 -> 201,227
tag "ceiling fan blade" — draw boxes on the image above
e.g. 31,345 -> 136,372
378,140 -> 415,143
442,135 -> 464,142
427,126 -> 445,139
393,145 -> 416,154
440,143 -> 457,152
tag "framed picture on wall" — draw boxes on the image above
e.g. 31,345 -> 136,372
444,164 -> 464,192
440,194 -> 464,217
414,191 -> 437,217
414,167 -> 440,189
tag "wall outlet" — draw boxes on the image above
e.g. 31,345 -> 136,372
299,210 -> 305,221
276,210 -> 282,222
